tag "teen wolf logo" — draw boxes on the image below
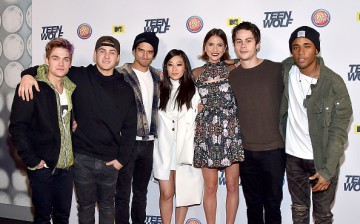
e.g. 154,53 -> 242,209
344,175 -> 360,191
41,25 -> 63,40
263,11 -> 293,28
219,170 -> 242,186
145,215 -> 162,224
348,64 -> 360,81
144,18 -> 170,33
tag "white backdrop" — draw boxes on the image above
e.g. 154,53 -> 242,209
30,0 -> 360,223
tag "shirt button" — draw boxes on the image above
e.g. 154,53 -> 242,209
172,128 -> 175,131
172,120 -> 175,123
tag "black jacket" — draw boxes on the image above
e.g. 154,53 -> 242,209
21,64 -> 137,165
9,82 -> 73,169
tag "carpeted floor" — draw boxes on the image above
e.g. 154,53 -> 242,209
0,217 -> 32,224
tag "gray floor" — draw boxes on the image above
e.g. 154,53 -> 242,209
0,218 -> 32,224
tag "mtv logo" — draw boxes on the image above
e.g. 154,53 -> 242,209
227,18 -> 241,27
112,25 -> 125,34
230,19 -> 239,25
355,124 -> 360,134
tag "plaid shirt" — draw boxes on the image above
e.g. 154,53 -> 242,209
117,63 -> 160,139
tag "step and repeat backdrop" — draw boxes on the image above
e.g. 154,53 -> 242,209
0,0 -> 359,223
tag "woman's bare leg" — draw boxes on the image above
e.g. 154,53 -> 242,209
225,163 -> 240,224
159,171 -> 175,224
202,168 -> 219,224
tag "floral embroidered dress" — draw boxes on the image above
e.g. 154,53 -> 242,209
193,61 -> 244,168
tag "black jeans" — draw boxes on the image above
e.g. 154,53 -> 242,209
286,154 -> 337,224
27,167 -> 73,224
73,153 -> 119,224
115,140 -> 154,224
240,148 -> 286,224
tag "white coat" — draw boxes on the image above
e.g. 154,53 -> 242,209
153,82 -> 203,207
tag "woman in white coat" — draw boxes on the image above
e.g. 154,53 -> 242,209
153,49 -> 203,224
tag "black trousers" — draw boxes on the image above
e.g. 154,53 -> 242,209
286,154 -> 337,224
27,167 -> 73,224
115,140 -> 154,224
73,153 -> 119,224
240,148 -> 286,224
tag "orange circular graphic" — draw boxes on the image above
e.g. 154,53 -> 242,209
186,16 -> 203,33
312,9 -> 330,27
77,23 -> 92,39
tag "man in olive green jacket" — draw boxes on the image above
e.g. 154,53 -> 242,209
279,26 -> 352,224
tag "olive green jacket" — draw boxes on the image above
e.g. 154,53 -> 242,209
35,64 -> 76,169
280,56 -> 352,181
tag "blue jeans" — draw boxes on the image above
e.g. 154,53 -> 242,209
27,167 -> 73,224
115,140 -> 154,224
286,154 -> 337,224
240,148 -> 286,224
73,153 -> 119,224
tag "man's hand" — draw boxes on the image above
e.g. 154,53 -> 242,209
159,70 -> 164,82
36,160 -> 46,169
310,172 -> 330,192
18,75 -> 40,101
72,120 -> 78,133
197,103 -> 203,112
106,160 -> 123,170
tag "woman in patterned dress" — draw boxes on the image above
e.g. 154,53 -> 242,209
192,28 -> 244,224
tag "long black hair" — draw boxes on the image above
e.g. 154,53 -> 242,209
159,49 -> 196,111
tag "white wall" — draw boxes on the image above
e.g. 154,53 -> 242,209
2,0 -> 359,223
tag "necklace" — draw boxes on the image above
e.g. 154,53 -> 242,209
298,62 -> 320,108
298,73 -> 315,109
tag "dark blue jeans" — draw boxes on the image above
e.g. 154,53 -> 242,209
286,154 -> 338,224
240,148 -> 286,224
27,167 -> 73,224
73,153 -> 119,224
115,140 -> 154,224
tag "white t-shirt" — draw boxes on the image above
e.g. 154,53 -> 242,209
58,89 -> 68,119
133,68 -> 154,140
286,65 -> 318,159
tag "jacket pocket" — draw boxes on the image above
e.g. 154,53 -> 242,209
312,100 -> 331,127
312,101 -> 323,114
324,110 -> 332,126
334,97 -> 351,118
323,100 -> 333,127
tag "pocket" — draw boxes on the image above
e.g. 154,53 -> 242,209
323,100 -> 333,127
312,101 -> 323,114
74,154 -> 88,168
110,164 -> 119,171
103,161 -> 118,172
323,107 -> 332,127
311,100 -> 332,127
